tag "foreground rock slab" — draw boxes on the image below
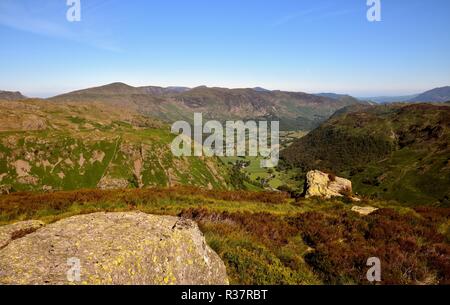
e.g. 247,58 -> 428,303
0,212 -> 229,285
0,220 -> 45,249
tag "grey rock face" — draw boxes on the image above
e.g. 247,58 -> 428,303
0,212 -> 228,285
0,220 -> 45,249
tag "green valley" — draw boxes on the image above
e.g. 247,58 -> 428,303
281,103 -> 450,206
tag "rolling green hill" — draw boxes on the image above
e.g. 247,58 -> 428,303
281,103 -> 450,206
0,100 -> 230,193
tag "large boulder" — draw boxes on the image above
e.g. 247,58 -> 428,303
0,212 -> 229,285
304,170 -> 354,199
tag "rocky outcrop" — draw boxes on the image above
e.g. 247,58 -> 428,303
0,212 -> 229,285
0,184 -> 12,195
97,177 -> 129,190
351,206 -> 379,216
304,170 -> 356,199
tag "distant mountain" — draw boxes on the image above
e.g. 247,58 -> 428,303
252,87 -> 271,92
408,86 -> 450,103
364,95 -> 418,104
53,83 -> 191,97
0,90 -> 27,101
362,86 -> 450,104
50,83 -> 367,131
315,92 -> 371,106
281,103 -> 450,206
315,93 -> 351,100
139,86 -> 191,95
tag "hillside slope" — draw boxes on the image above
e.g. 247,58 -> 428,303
0,91 -> 27,101
0,100 -> 229,192
281,103 -> 450,206
408,86 -> 450,103
50,83 -> 365,131
1,188 -> 448,285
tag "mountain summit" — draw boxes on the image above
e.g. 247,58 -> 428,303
0,91 -> 26,101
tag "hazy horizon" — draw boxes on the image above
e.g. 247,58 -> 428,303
1,0 -> 450,97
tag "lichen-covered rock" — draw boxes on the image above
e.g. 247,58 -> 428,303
305,170 -> 354,199
0,212 -> 229,285
97,177 -> 129,190
351,206 -> 379,216
0,220 -> 45,249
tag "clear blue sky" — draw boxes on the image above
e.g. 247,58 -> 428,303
1,0 -> 449,97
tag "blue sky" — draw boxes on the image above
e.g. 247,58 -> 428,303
1,0 -> 449,97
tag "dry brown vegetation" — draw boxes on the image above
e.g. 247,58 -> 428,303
0,187 -> 288,222
182,206 -> 450,284
0,187 -> 448,284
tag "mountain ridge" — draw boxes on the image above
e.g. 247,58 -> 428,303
360,86 -> 450,104
408,86 -> 450,103
48,82 -> 366,131
0,91 -> 27,101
